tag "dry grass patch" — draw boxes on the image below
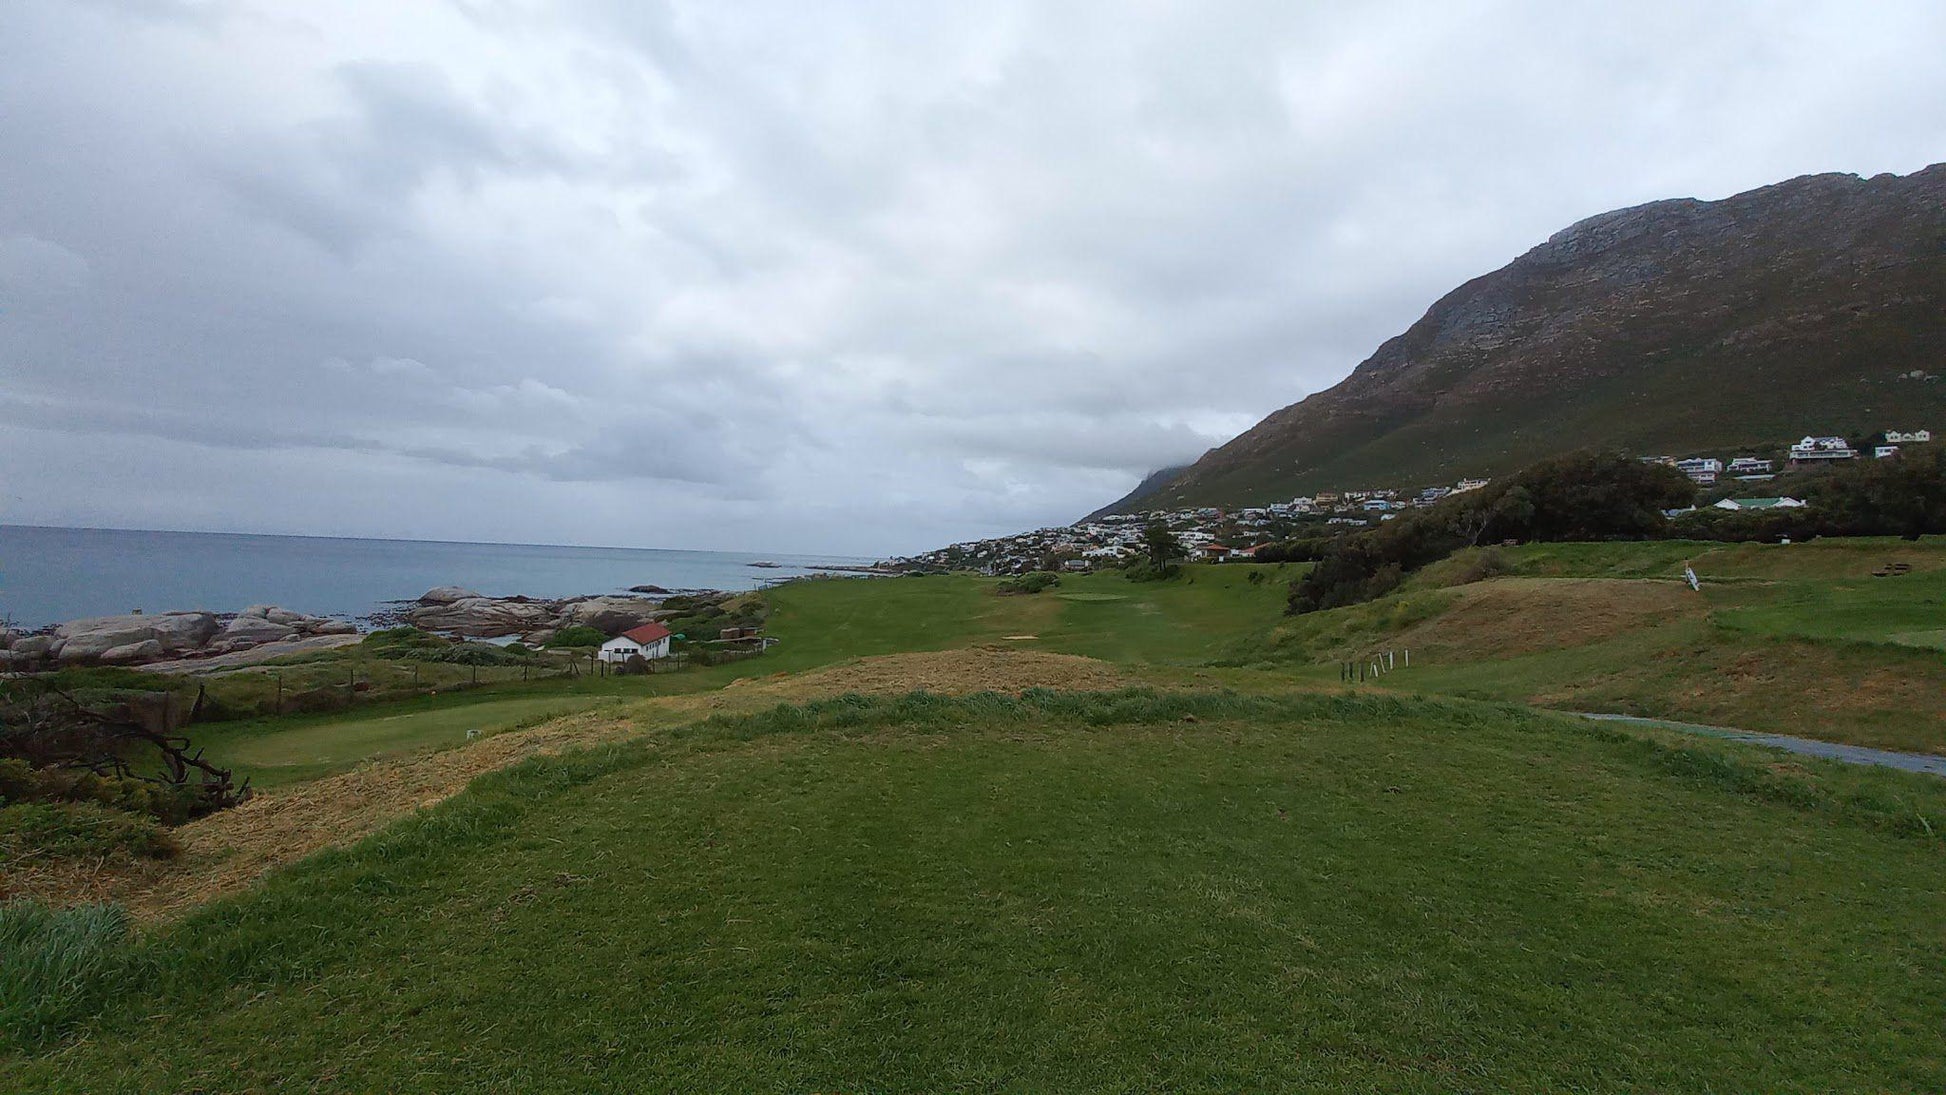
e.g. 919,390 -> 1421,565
1394,578 -> 1702,659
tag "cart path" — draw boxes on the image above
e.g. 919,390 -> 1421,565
1576,712 -> 1946,777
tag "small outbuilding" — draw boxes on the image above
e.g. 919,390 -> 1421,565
600,621 -> 672,663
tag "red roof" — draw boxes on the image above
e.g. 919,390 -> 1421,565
619,622 -> 671,644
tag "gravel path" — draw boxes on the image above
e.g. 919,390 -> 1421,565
1576,712 -> 1946,777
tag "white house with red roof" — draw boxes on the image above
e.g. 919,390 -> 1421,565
600,621 -> 672,663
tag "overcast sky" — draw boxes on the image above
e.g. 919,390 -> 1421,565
1,1 -> 1941,555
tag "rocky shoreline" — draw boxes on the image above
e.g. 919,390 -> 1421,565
1,586 -> 709,671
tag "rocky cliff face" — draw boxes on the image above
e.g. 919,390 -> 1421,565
1128,165 -> 1946,509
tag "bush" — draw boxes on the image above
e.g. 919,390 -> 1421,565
1288,450 -> 1694,615
0,900 -> 135,1048
546,626 -> 608,649
995,572 -> 1061,595
1122,559 -> 1183,583
1446,547 -> 1510,586
0,802 -> 177,862
0,759 -> 202,825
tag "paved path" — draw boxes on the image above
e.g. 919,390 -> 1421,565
1576,712 -> 1946,778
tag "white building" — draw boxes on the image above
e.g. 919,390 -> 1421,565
600,621 -> 672,663
1727,456 -> 1772,474
1885,429 -> 1932,444
1790,436 -> 1856,462
1712,497 -> 1806,512
1675,457 -> 1722,484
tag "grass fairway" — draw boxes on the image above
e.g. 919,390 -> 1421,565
764,565 -> 1294,669
11,692 -> 1944,1092
188,693 -> 628,789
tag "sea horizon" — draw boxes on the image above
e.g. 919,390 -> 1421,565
0,523 -> 877,630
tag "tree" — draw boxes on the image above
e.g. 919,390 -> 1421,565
0,681 -> 247,821
1142,520 -> 1187,570
1809,447 -> 1946,539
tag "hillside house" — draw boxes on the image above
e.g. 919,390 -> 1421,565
1875,445 -> 1900,459
1712,497 -> 1806,512
599,621 -> 672,664
1790,436 -> 1856,462
1885,429 -> 1932,444
1453,477 -> 1491,493
1675,457 -> 1722,484
1728,456 -> 1773,475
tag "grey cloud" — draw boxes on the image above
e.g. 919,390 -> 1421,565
1,0 -> 1943,555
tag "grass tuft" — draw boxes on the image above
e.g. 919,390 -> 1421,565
0,901 -> 134,1049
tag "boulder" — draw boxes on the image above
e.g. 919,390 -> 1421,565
148,612 -> 220,652
10,635 -> 52,658
311,619 -> 359,636
99,639 -> 165,665
522,629 -> 559,647
408,596 -> 554,638
560,596 -> 666,634
418,586 -> 483,606
223,615 -> 298,645
264,607 -> 309,627
240,604 -> 277,618
54,615 -> 162,661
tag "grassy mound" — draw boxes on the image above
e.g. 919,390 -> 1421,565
7,691 -> 1943,1090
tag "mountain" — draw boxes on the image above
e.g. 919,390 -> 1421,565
1117,165 -> 1946,512
1080,463 -> 1197,523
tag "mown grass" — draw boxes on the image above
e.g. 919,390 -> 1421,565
761,565 -> 1293,669
6,691 -> 1944,1091
187,694 -> 631,789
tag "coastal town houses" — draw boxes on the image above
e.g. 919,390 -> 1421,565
1713,496 -> 1807,512
600,621 -> 672,664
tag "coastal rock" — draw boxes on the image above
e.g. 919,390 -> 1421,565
407,596 -> 553,638
311,619 -> 359,636
223,615 -> 299,645
53,615 -> 165,661
264,608 -> 309,627
522,629 -> 559,647
99,639 -> 165,665
10,635 -> 52,658
240,604 -> 277,618
148,612 -> 220,652
560,596 -> 666,634
418,586 -> 482,606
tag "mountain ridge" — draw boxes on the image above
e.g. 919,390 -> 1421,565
1108,165 -> 1946,513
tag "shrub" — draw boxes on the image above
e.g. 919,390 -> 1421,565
0,802 -> 178,862
0,759 -> 202,825
995,572 -> 1061,595
1288,450 -> 1694,615
546,626 -> 608,649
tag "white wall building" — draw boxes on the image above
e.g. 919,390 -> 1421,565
600,622 -> 672,663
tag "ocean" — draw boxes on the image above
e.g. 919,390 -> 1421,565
0,525 -> 878,629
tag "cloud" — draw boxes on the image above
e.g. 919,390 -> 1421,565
0,235 -> 90,291
0,0 -> 1942,555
